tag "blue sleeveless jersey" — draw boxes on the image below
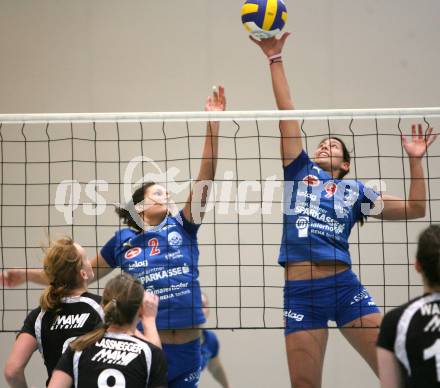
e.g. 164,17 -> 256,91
101,210 -> 205,329
279,151 -> 379,266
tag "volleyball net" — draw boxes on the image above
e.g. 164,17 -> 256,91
0,108 -> 439,332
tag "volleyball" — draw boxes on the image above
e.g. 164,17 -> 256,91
241,0 -> 287,39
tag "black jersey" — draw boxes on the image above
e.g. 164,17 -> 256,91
55,332 -> 168,388
19,292 -> 103,384
377,292 -> 440,388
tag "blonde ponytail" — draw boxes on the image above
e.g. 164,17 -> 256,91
39,237 -> 83,312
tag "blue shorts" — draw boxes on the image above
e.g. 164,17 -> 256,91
284,268 -> 380,336
163,338 -> 201,388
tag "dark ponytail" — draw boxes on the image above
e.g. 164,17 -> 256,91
115,182 -> 156,232
416,225 -> 440,287
328,137 -> 351,179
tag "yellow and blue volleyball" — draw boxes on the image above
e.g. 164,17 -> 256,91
241,0 -> 287,39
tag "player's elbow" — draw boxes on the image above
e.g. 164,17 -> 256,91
410,203 -> 426,219
4,361 -> 25,385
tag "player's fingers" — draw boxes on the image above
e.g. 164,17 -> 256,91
427,133 -> 438,147
212,87 -> 219,103
0,271 -> 8,284
425,127 -> 433,141
249,35 -> 261,46
411,124 -> 416,141
218,85 -> 226,108
218,85 -> 225,99
418,123 -> 423,139
279,31 -> 291,44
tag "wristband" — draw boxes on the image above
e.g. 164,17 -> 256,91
268,53 -> 282,61
270,59 -> 283,65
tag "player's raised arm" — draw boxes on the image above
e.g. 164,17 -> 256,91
183,86 -> 226,224
0,253 -> 113,288
137,290 -> 161,349
250,32 -> 302,166
371,124 -> 437,220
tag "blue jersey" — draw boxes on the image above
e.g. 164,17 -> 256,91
279,150 -> 379,266
101,210 -> 205,329
200,329 -> 219,370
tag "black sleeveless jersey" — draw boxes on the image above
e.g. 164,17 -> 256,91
19,292 -> 103,384
377,292 -> 440,388
55,332 -> 168,388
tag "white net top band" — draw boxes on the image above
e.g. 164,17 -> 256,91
1,107 -> 440,124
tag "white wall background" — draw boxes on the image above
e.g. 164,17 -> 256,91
1,1 -> 440,387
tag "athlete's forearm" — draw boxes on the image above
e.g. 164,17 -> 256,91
270,61 -> 294,110
269,61 -> 302,164
27,269 -> 48,285
407,157 -> 427,218
197,121 -> 219,182
141,318 -> 162,349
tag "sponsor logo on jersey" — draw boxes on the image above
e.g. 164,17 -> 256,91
312,165 -> 322,174
92,348 -> 139,366
50,313 -> 91,330
127,259 -> 148,269
424,316 -> 440,332
324,182 -> 337,198
294,205 -> 345,234
297,190 -> 318,202
303,175 -> 320,187
124,247 -> 142,260
421,303 -> 440,316
167,231 -> 183,247
138,264 -> 190,283
165,250 -> 183,260
295,216 -> 309,238
93,338 -> 142,366
344,187 -> 358,203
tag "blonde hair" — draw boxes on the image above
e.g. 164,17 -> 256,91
39,237 -> 83,312
70,274 -> 144,351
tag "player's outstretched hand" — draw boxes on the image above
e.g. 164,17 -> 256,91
140,291 -> 159,321
205,85 -> 226,112
0,269 -> 26,287
249,31 -> 291,58
402,124 -> 437,159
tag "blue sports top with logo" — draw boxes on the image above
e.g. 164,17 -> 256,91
279,150 -> 379,266
101,210 -> 205,329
